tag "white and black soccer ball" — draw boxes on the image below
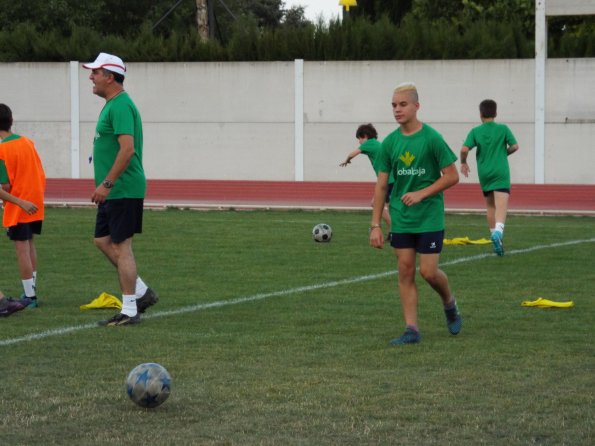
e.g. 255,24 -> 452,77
312,223 -> 332,242
126,362 -> 171,408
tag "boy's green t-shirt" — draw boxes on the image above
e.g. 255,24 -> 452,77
0,133 -> 24,182
378,124 -> 457,233
359,138 -> 395,184
463,121 -> 517,191
93,92 -> 146,199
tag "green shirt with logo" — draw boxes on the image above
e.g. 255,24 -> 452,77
93,91 -> 146,199
463,121 -> 517,192
359,138 -> 395,184
378,124 -> 457,233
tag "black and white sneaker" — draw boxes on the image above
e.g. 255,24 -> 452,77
98,313 -> 141,326
136,288 -> 158,314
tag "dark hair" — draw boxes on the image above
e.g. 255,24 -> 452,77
356,123 -> 378,139
101,68 -> 125,85
479,99 -> 497,118
0,103 -> 13,132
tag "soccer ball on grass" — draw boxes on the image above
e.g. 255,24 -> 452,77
312,223 -> 332,242
126,362 -> 171,408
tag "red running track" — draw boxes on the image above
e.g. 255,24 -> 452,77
45,179 -> 595,215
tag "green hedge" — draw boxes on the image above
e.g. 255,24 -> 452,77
0,17 -> 591,62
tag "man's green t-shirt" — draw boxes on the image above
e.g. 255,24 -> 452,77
378,124 -> 457,233
359,138 -> 395,184
93,92 -> 146,199
463,121 -> 517,191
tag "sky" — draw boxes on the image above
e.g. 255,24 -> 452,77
283,0 -> 344,23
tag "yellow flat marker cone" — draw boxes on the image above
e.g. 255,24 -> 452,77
521,297 -> 575,308
467,238 -> 492,245
80,292 -> 122,310
444,237 -> 492,245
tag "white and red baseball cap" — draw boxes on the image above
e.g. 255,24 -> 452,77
83,53 -> 126,76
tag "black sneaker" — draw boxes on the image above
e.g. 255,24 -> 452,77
98,313 -> 140,326
136,288 -> 158,313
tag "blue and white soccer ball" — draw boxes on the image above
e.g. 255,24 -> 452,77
312,223 -> 332,242
126,362 -> 171,408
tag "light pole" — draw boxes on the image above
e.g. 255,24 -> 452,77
339,0 -> 358,20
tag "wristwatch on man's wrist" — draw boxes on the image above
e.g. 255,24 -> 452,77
102,179 -> 114,189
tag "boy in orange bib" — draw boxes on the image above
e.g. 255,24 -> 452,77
0,104 -> 46,308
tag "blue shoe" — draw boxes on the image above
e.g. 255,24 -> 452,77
491,230 -> 504,256
19,295 -> 38,308
445,302 -> 462,335
390,328 -> 421,345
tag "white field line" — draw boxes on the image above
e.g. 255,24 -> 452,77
1,237 -> 594,347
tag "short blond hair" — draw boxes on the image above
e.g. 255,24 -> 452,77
394,82 -> 419,102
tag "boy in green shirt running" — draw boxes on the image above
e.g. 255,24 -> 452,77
460,99 -> 519,256
340,123 -> 393,230
369,82 -> 462,345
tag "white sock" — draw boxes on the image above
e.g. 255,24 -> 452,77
32,271 -> 37,286
135,277 -> 148,298
23,278 -> 36,297
495,222 -> 505,234
121,294 -> 138,317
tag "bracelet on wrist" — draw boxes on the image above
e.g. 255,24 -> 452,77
369,224 -> 381,232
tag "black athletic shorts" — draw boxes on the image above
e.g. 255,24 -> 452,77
482,188 -> 510,197
390,230 -> 444,254
7,220 -> 43,241
95,198 -> 144,243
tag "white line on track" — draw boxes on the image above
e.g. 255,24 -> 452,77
1,237 -> 593,347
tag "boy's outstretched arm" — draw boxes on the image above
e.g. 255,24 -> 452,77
340,149 -> 362,167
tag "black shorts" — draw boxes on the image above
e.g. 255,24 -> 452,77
390,230 -> 444,254
7,220 -> 43,241
482,188 -> 510,197
95,198 -> 144,244
385,183 -> 394,204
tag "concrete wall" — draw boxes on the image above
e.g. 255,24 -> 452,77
547,0 -> 595,16
1,59 -> 593,184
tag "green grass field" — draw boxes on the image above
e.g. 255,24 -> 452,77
0,208 -> 593,445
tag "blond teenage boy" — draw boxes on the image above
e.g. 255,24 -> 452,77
369,83 -> 461,345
